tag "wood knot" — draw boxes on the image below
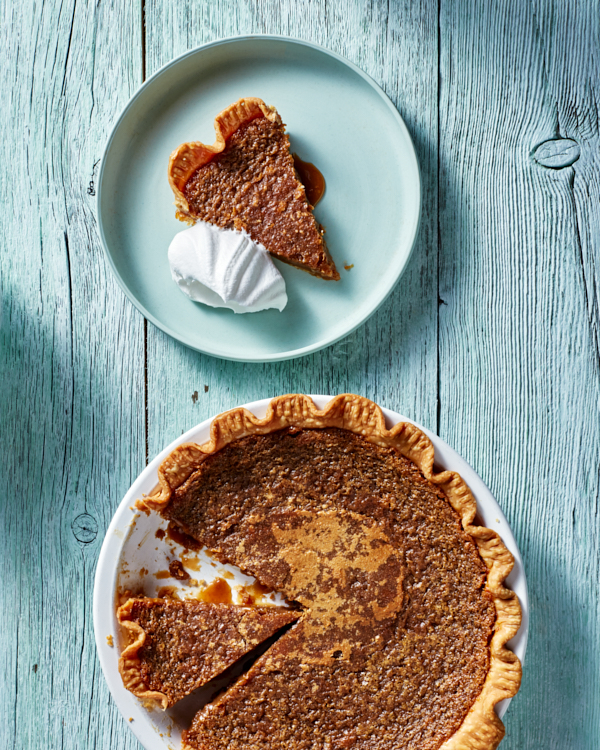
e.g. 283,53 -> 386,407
533,138 -> 580,169
72,513 -> 98,544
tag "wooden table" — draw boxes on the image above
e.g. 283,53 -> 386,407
2,1 -> 599,747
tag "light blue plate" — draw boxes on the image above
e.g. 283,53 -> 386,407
97,36 -> 421,362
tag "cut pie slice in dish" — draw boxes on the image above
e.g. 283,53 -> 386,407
118,597 -> 300,708
168,97 -> 340,280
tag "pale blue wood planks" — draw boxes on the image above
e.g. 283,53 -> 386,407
438,2 -> 600,747
0,0 -> 145,749
0,0 -> 598,748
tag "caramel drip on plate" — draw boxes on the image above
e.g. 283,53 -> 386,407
292,154 -> 326,207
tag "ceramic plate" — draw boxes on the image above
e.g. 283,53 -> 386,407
97,36 -> 421,361
93,396 -> 528,750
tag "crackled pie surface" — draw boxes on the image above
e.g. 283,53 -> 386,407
139,395 -> 521,750
164,428 -> 495,749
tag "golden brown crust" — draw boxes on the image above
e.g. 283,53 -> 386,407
138,394 -> 522,749
117,598 -> 170,710
168,97 -> 279,222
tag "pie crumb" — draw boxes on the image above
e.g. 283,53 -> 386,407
344,263 -> 354,271
106,635 -> 114,647
169,560 -> 190,581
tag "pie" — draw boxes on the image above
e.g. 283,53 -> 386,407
118,598 -> 299,708
137,394 -> 522,749
168,97 -> 339,280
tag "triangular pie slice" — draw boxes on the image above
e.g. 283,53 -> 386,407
168,97 -> 339,280
117,597 -> 300,708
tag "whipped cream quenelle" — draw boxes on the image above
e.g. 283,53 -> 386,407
168,222 -> 287,314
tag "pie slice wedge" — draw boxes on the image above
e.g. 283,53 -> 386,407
168,97 -> 340,280
118,597 -> 300,708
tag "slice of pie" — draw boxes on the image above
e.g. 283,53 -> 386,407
138,395 -> 522,750
168,97 -> 339,280
118,597 -> 300,708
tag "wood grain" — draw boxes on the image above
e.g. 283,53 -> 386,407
438,1 -> 600,747
1,0 -> 599,748
0,0 -> 145,748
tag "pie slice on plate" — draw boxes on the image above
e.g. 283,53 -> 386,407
137,394 -> 521,749
118,598 -> 299,708
168,97 -> 339,280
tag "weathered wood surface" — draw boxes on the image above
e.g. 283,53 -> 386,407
438,3 -> 600,747
1,0 -> 598,749
0,1 -> 145,749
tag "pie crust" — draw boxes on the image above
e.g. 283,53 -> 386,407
138,394 -> 522,749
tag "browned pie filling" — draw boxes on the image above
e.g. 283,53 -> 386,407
159,428 -> 496,750
119,598 -> 299,707
183,115 -> 339,280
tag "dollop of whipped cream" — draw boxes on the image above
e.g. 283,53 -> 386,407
168,222 -> 287,314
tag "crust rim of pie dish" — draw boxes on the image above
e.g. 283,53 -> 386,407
137,393 -> 522,750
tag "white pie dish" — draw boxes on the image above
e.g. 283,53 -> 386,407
93,395 -> 529,750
